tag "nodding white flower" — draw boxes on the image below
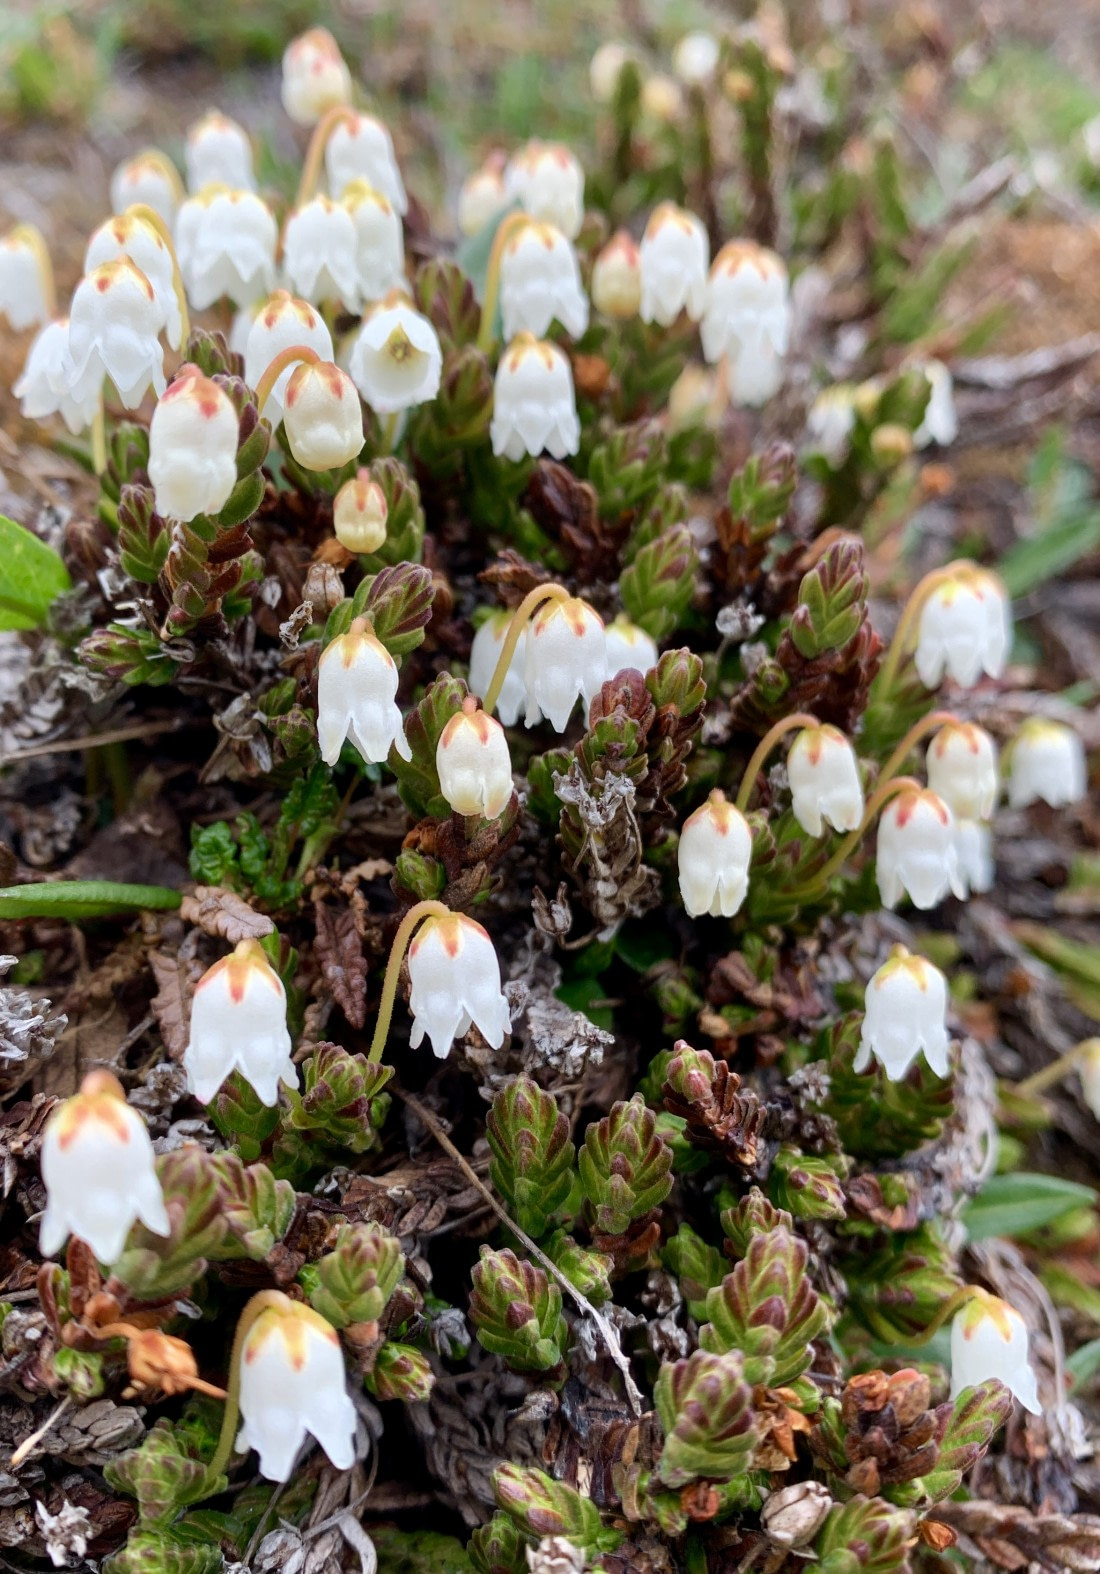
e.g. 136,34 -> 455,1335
855,946 -> 950,1081
505,141 -> 585,240
500,221 -> 589,341
317,616 -> 410,766
110,150 -> 182,228
926,722 -> 998,820
470,610 -> 530,728
325,112 -> 408,214
85,212 -> 183,350
701,241 -> 791,408
604,613 -> 658,677
15,319 -> 98,434
237,1295 -> 357,1482
184,940 -> 295,1106
67,259 -> 166,410
639,203 -> 709,327
524,595 -> 606,731
673,31 -> 721,86
1006,718 -> 1087,809
244,291 -> 334,425
175,186 -> 278,311
490,332 -> 580,462
282,359 -> 363,470
914,566 -> 1011,690
458,161 -> 509,237
641,74 -> 685,123
408,911 -> 511,1058
0,225 -> 52,331
950,1294 -> 1041,1414
876,786 -> 964,910
436,699 -> 514,819
787,724 -> 864,837
589,41 -> 634,102
281,27 -> 352,125
913,359 -> 958,449
333,470 -> 388,554
342,180 -> 405,303
283,196 -> 361,310
185,110 -> 255,193
678,790 -> 752,918
347,297 -> 442,415
148,367 -> 239,521
592,230 -> 642,319
807,384 -> 857,466
39,1070 -> 169,1265
954,817 -> 994,896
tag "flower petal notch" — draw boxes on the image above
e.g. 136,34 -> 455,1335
184,939 -> 295,1106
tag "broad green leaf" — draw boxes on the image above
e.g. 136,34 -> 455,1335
962,1172 -> 1097,1241
0,514 -> 72,631
0,881 -> 182,920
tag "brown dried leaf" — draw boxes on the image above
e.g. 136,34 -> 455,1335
939,1501 -> 1100,1572
180,885 -> 275,943
313,896 -> 368,1030
148,949 -> 198,1060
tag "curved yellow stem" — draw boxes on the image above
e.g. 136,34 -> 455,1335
476,210 -> 533,354
899,1283 -> 991,1348
296,105 -> 358,208
1017,1037 -> 1100,1099
876,562 -> 970,695
787,774 -> 922,902
480,582 -> 571,717
876,709 -> 960,787
734,712 -> 821,813
253,343 -> 322,415
123,203 -> 190,348
367,899 -> 451,1064
204,1289 -> 292,1486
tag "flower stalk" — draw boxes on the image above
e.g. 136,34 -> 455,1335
787,774 -> 922,901
480,581 -> 571,717
476,210 -> 535,353
1016,1037 -> 1100,1098
367,898 -> 450,1063
253,343 -> 321,416
734,711 -> 820,813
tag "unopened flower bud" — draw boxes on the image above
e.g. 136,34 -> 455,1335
148,367 -> 239,521
326,112 -> 407,213
281,28 -> 352,126
876,786 -> 964,910
678,789 -> 752,918
667,363 -> 725,430
282,359 -> 364,470
1006,718 -> 1087,809
244,290 -> 334,425
334,470 -> 388,553
490,332 -> 580,462
40,1070 -> 169,1265
604,612 -> 658,676
856,945 -> 950,1081
348,296 -> 443,414
470,610 -> 529,727
589,41 -> 634,102
505,140 -> 585,239
673,31 -> 721,86
67,259 -> 166,410
787,724 -> 864,837
458,161 -> 509,237
639,202 -> 709,327
915,565 -> 1011,690
175,186 -> 278,310
641,74 -> 684,122
283,195 -> 360,311
437,698 -> 514,819
501,221 -> 589,341
238,1294 -> 357,1481
870,422 -> 913,464
524,594 -> 606,731
185,110 -> 255,192
926,721 -> 998,820
317,616 -> 410,766
185,940 -> 295,1106
409,910 -> 511,1058
761,1481 -> 833,1548
913,358 -> 958,448
126,1330 -> 207,1397
0,224 -> 52,331
950,1293 -> 1040,1414
591,230 -> 641,319
110,149 -> 182,227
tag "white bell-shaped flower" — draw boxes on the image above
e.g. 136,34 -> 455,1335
148,367 -> 239,522
408,911 -> 511,1058
524,595 -> 606,731
343,181 -> 405,304
325,112 -> 408,214
110,150 -> 182,228
678,790 -> 752,918
490,332 -> 580,462
0,225 -> 52,331
436,698 -> 514,819
950,1294 -> 1040,1414
701,241 -> 791,409
283,196 -> 361,311
807,385 -> 857,467
914,566 -> 1011,690
39,1070 -> 169,1265
185,110 -> 255,193
500,221 -> 589,341
67,259 -> 166,410
175,186 -> 278,311
604,613 -> 658,676
505,140 -> 585,239
876,786 -> 965,911
317,616 -> 411,766
590,42 -> 634,102
855,945 -> 950,1081
1006,718 -> 1087,809
333,470 -> 388,554
673,31 -> 721,86
281,28 -> 352,126
926,721 -> 998,820
347,297 -> 442,415
787,724 -> 864,837
913,359 -> 958,449
282,359 -> 363,470
15,319 -> 98,435
592,230 -> 642,319
85,212 -> 183,351
639,202 -> 709,327
470,611 -> 530,728
184,940 -> 295,1106
458,162 -> 509,237
237,1295 -> 357,1481
244,291 -> 335,426
954,817 -> 995,896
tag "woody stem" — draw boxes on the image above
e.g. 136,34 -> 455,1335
367,899 -> 450,1064
254,344 -> 322,416
875,563 -> 968,695
787,774 -> 922,901
203,1290 -> 291,1487
295,105 -> 357,207
475,211 -> 533,353
734,712 -> 821,813
481,582 -> 571,717
1016,1037 -> 1100,1098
